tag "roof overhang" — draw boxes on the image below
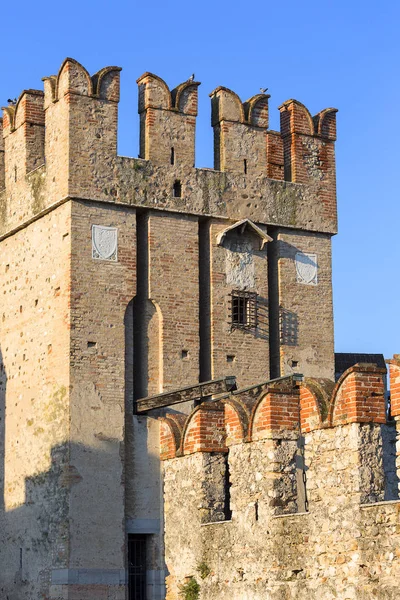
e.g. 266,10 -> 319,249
216,218 -> 272,250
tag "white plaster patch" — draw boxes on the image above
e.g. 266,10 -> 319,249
295,252 -> 318,285
92,225 -> 118,261
226,240 -> 255,289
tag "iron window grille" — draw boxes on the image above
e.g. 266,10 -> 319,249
128,534 -> 147,600
230,290 -> 258,330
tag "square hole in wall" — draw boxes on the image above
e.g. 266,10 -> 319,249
181,349 -> 189,359
227,354 -> 235,363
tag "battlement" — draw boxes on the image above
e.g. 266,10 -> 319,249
162,359 -> 400,599
0,57 -> 338,237
159,362 -> 387,460
137,71 -> 200,166
42,57 -> 121,104
2,89 -> 45,186
210,86 -> 277,176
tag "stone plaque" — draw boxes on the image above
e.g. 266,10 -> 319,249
92,225 -> 118,261
295,252 -> 317,285
226,240 -> 255,289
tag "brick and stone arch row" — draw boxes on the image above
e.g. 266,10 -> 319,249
159,361 -> 392,460
0,57 -> 337,183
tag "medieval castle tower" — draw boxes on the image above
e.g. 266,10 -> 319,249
0,58 -> 399,600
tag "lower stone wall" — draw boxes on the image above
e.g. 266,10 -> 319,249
162,422 -> 400,600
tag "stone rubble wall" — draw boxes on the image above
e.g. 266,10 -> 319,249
161,362 -> 400,599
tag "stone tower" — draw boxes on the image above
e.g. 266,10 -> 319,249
0,58 -> 342,600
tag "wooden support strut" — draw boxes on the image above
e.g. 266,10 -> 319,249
135,377 -> 237,414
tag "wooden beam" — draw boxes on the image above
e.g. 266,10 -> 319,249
135,377 -> 237,414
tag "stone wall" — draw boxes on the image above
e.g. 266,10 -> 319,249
161,363 -> 400,599
0,203 -> 71,600
269,228 -> 334,380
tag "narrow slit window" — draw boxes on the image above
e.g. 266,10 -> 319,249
243,159 -> 247,174
173,180 -> 181,198
224,454 -> 232,521
230,290 -> 258,330
170,147 -> 175,165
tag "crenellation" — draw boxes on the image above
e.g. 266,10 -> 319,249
279,99 -> 338,225
137,72 -> 200,167
45,58 -> 121,202
2,90 -> 45,183
243,93 -> 270,128
0,58 -> 339,240
330,363 -> 387,426
210,86 -> 270,175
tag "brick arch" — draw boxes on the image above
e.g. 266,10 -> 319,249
250,387 -> 300,441
172,81 -> 200,115
313,108 -> 338,140
300,378 -> 333,432
2,105 -> 15,132
223,399 -> 248,446
329,364 -> 386,426
181,403 -> 226,456
245,94 -> 270,128
92,66 -> 122,102
136,72 -> 172,110
210,86 -> 245,123
279,99 -> 315,136
159,416 -> 184,460
56,57 -> 93,99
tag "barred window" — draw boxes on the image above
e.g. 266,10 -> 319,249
230,290 -> 258,330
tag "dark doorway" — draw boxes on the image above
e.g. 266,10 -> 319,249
128,534 -> 147,600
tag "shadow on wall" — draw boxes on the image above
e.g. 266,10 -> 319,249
124,298 -> 166,599
0,436 -> 128,600
0,335 -> 128,599
126,294 -> 163,402
279,306 -> 298,347
255,295 -> 269,341
382,420 -> 399,501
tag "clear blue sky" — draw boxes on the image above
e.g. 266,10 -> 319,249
3,0 -> 399,359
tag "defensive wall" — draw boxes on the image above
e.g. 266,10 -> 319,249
160,360 -> 400,599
